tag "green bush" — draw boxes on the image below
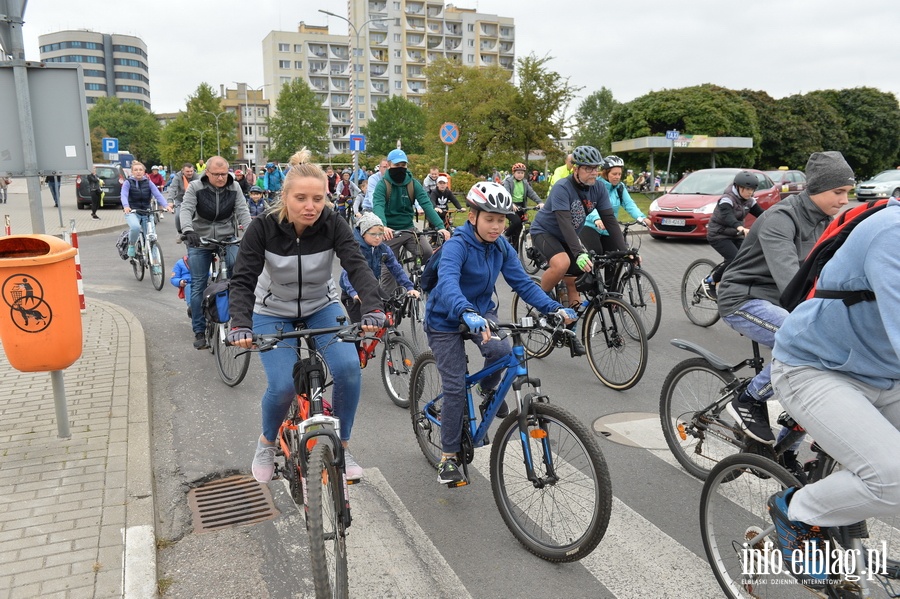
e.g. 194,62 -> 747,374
531,181 -> 550,199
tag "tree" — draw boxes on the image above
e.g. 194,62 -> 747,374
574,87 -> 619,153
775,93 -> 847,173
422,59 -> 519,173
509,54 -> 580,169
159,83 -> 239,166
362,95 -> 426,157
267,79 -> 329,161
88,97 -> 161,165
737,90 -> 797,169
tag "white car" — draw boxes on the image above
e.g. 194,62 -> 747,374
855,170 -> 900,201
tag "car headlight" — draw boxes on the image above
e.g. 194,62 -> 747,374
694,202 -> 716,214
649,200 -> 659,212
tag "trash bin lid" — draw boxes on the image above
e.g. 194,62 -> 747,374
0,235 -> 76,265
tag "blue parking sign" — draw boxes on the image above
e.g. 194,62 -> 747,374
102,137 -> 118,153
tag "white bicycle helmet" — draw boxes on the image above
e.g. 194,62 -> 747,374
603,155 -> 625,170
466,182 -> 514,215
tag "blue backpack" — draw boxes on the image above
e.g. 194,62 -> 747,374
420,238 -> 509,293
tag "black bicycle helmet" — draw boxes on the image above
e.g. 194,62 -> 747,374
572,146 -> 604,167
603,155 -> 625,170
466,182 -> 514,214
733,171 -> 759,191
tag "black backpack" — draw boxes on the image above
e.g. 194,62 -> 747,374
115,231 -> 130,260
202,280 -> 231,323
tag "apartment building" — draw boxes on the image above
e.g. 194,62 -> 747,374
38,30 -> 151,110
221,84 -> 271,170
262,0 -> 514,155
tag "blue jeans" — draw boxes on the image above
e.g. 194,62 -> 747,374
722,299 -> 787,402
772,361 -> 900,526
426,313 -> 511,454
188,243 -> 238,335
253,303 -> 361,443
124,212 -> 150,245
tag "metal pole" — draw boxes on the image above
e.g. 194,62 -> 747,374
665,139 -> 675,191
444,145 -> 449,173
50,370 -> 71,439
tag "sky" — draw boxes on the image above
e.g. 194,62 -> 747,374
18,0 -> 900,116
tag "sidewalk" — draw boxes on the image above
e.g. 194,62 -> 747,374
2,177 -> 131,237
0,297 -> 157,598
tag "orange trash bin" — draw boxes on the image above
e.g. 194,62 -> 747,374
0,235 -> 83,372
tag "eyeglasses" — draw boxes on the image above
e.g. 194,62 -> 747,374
364,231 -> 385,238
207,172 -> 229,178
579,166 -> 599,173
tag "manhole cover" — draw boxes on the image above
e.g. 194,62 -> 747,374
187,475 -> 280,533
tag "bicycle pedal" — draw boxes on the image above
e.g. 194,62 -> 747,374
446,480 -> 469,488
346,478 -> 359,486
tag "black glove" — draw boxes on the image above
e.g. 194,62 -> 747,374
226,327 -> 253,346
361,310 -> 386,329
182,231 -> 201,247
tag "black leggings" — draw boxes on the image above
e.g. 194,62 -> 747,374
708,237 -> 743,283
505,212 -> 524,249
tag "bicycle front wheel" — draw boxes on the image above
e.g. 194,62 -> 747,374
701,453 -> 802,598
510,289 -> 554,359
381,333 -> 416,408
408,351 -> 443,468
131,237 -> 145,281
214,322 -> 251,387
660,358 -> 742,480
621,269 -> 662,339
404,295 -> 428,353
583,298 -> 647,390
490,401 -> 612,562
306,443 -> 349,599
682,258 -> 720,327
519,231 -> 540,275
149,241 -> 165,291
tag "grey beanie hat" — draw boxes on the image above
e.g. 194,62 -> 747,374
356,212 -> 383,235
805,151 -> 856,195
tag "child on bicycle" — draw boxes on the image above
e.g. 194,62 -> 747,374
339,212 -> 419,323
425,182 -> 575,486
246,185 -> 269,218
768,198 -> 900,589
170,255 -> 192,317
702,171 -> 764,299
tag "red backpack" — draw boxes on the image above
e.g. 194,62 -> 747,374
779,199 -> 888,312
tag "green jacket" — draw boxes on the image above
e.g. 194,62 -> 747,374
548,163 -> 573,191
373,170 -> 444,231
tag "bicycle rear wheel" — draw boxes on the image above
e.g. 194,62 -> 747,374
381,333 -> 416,408
583,298 -> 647,390
131,237 -> 145,281
306,443 -> 349,599
519,231 -> 541,275
408,351 -> 443,468
149,241 -> 165,291
660,358 -> 743,480
510,288 -> 555,359
621,269 -> 662,340
682,258 -> 720,327
213,322 -> 251,386
490,401 -> 612,562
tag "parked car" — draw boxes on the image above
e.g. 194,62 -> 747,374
855,169 -> 900,201
764,169 -> 807,200
647,168 -> 781,240
76,164 -> 125,209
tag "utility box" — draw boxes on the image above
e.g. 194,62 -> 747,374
0,235 -> 83,371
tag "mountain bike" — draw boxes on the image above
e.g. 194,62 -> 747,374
681,257 -> 724,327
128,208 -> 165,291
510,206 -> 543,276
199,237 -> 250,387
510,249 -> 649,391
700,430 -> 900,597
257,323 -> 361,599
605,221 -> 662,339
393,229 -> 443,353
408,314 -> 612,562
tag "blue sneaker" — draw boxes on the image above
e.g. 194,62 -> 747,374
767,488 -> 828,589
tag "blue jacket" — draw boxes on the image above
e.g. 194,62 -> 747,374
773,199 -> 900,389
247,197 -> 269,218
585,178 -> 646,236
339,229 -> 413,298
425,221 -> 562,332
170,257 -> 191,288
262,167 -> 285,192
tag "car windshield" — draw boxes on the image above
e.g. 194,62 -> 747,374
763,171 -> 785,181
870,171 -> 900,182
670,170 -> 741,195
96,167 -> 119,180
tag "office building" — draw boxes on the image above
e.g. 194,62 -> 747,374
262,0 -> 514,155
38,30 -> 151,110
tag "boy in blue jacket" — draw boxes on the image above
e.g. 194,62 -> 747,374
425,182 -> 575,486
170,255 -> 192,317
339,212 -> 419,323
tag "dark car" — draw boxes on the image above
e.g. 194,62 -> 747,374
76,164 -> 125,209
647,168 -> 781,240
764,169 -> 807,200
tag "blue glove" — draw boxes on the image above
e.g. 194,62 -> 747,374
361,310 -> 386,329
461,311 -> 487,334
226,327 -> 252,346
557,307 -> 577,321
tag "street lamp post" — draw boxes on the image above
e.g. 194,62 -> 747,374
319,10 -> 390,185
233,82 -> 270,171
202,110 -> 227,156
190,127 -> 210,162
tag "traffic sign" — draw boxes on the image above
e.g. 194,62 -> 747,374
349,134 -> 366,152
440,122 -> 459,145
102,137 -> 118,153
665,130 -> 680,141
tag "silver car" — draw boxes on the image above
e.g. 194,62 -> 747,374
855,170 -> 900,201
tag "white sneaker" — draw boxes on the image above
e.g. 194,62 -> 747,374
343,449 -> 363,482
251,439 -> 277,483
